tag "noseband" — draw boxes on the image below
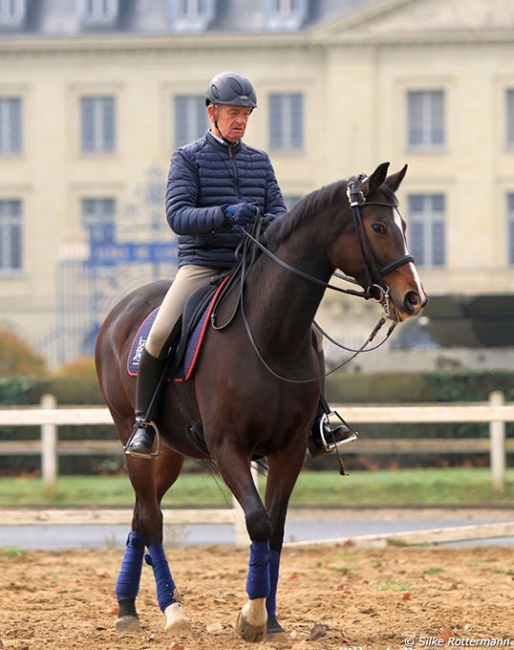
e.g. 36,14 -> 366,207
345,173 -> 414,314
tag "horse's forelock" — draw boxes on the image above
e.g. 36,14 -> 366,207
377,183 -> 397,205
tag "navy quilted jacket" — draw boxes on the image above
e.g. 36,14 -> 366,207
166,130 -> 287,268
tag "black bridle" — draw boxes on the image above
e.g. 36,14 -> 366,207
345,173 -> 415,315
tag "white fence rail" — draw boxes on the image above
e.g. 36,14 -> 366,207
1,391 -> 513,494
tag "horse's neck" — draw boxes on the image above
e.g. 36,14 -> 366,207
245,238 -> 331,354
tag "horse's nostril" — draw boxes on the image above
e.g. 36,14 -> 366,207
405,291 -> 421,313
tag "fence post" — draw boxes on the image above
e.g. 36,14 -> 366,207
41,393 -> 57,497
489,391 -> 506,493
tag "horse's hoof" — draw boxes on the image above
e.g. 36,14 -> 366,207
115,615 -> 141,633
164,602 -> 195,639
237,613 -> 266,643
236,600 -> 267,642
266,615 -> 286,636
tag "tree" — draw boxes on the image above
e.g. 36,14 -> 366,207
0,327 -> 47,378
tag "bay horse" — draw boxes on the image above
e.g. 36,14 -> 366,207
94,162 -> 426,642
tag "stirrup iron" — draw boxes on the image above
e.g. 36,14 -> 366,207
124,419 -> 161,459
318,411 -> 358,452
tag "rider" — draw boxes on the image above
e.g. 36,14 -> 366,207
125,71 -> 354,460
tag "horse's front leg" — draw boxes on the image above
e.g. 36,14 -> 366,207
238,538 -> 272,642
264,448 -> 307,637
216,453 -> 272,642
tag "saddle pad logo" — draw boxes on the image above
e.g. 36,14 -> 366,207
127,308 -> 159,376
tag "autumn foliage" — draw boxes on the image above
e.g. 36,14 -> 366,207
0,327 -> 47,378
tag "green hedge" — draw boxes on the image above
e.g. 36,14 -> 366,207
316,369 -> 514,471
326,369 -> 514,404
326,370 -> 514,438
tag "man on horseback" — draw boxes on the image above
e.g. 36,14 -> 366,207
125,70 -> 353,460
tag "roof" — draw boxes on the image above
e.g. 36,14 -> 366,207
0,0 -> 377,37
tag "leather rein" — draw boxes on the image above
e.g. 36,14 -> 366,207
210,175 -> 415,382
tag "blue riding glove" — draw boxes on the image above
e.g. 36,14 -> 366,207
225,203 -> 256,227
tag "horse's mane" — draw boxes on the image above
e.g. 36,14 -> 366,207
263,179 -> 347,253
263,176 -> 398,252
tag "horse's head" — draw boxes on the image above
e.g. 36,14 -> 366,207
339,162 -> 427,322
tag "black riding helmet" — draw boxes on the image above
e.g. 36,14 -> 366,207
205,71 -> 257,109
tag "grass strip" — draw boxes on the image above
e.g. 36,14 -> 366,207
0,468 -> 513,508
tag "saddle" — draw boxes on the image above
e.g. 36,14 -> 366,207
127,275 -> 229,381
171,278 -> 226,379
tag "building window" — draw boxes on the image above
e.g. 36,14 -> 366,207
82,198 -> 116,243
265,0 -> 306,29
178,0 -> 209,18
81,96 -> 115,154
508,194 -> 514,264
507,90 -> 514,149
169,0 -> 216,32
408,194 -> 446,267
0,97 -> 21,154
407,90 -> 445,150
0,0 -> 26,28
0,199 -> 22,273
79,0 -> 119,26
175,96 -> 209,147
269,93 -> 303,151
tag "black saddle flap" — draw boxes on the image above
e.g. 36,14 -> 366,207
171,283 -> 219,370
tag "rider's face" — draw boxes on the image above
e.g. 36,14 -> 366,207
208,104 -> 253,143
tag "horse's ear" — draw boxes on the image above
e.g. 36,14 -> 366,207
384,164 -> 408,193
364,162 -> 390,196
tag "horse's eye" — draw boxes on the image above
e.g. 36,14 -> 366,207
372,223 -> 386,235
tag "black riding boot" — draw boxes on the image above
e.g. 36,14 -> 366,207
124,348 -> 167,459
308,351 -> 357,460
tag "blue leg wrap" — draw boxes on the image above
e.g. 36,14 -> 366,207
145,544 -> 178,612
266,550 -> 280,617
246,541 -> 271,601
115,531 -> 145,603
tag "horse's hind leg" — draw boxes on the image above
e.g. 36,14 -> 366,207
115,443 -> 193,638
115,529 -> 145,632
111,414 -> 150,633
146,449 -> 195,638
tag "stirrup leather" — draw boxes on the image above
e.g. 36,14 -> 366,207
124,419 -> 161,459
317,411 -> 358,452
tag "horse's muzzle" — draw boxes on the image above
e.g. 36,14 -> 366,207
387,287 -> 427,323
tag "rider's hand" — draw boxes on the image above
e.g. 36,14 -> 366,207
224,203 -> 256,227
